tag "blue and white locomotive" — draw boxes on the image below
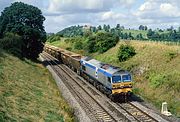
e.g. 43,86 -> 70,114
80,57 -> 132,99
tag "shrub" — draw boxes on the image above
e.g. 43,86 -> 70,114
85,35 -> 97,53
149,74 -> 165,88
65,47 -> 72,51
47,35 -> 61,43
117,44 -> 136,62
73,41 -> 83,50
96,32 -> 119,53
0,32 -> 23,57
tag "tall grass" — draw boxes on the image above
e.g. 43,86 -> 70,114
0,50 -> 75,121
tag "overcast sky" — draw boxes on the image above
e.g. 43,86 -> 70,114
0,0 -> 180,33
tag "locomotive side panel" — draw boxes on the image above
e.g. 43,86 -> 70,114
83,63 -> 96,78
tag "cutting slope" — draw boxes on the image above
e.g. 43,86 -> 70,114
0,50 -> 75,121
94,41 -> 180,117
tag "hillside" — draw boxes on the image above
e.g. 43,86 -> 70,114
94,41 -> 180,117
48,40 -> 180,117
0,50 -> 75,121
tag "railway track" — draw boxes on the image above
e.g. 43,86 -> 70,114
117,102 -> 157,122
41,52 -> 169,122
41,52 -> 121,122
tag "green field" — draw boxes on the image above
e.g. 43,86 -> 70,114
0,50 -> 75,121
122,29 -> 148,39
48,39 -> 180,117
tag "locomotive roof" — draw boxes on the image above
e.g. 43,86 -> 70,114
81,57 -> 128,75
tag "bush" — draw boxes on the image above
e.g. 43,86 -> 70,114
117,44 -> 136,62
96,32 -> 119,53
73,41 -> 83,50
47,35 -> 61,43
85,32 -> 119,53
0,33 -> 23,57
85,35 -> 97,53
149,74 -> 165,88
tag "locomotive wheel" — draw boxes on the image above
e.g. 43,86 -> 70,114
96,84 -> 100,90
93,82 -> 97,87
77,70 -> 80,75
109,94 -> 115,102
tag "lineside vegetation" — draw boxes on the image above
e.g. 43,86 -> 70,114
0,50 -> 75,121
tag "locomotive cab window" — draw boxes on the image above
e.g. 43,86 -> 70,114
122,74 -> 131,82
82,65 -> 86,71
112,76 -> 121,83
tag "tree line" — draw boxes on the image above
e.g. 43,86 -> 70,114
56,24 -> 180,42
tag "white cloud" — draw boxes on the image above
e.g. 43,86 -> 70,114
160,3 -> 180,17
139,1 -> 157,11
47,0 -> 112,14
118,0 -> 136,8
0,0 -> 180,32
133,0 -> 180,29
100,11 -> 126,22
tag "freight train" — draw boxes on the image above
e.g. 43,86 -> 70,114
44,44 -> 133,101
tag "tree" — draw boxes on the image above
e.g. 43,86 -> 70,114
86,35 -> 97,53
97,25 -> 102,31
0,32 -> 23,57
178,27 -> 180,32
0,2 -> 46,59
103,24 -> 107,31
107,25 -> 110,31
136,33 -> 143,40
128,32 -> 133,39
147,29 -> 154,39
123,33 -> 128,39
116,24 -> 120,30
144,26 -> 148,30
117,44 -> 136,62
95,32 -> 119,53
139,25 -> 144,30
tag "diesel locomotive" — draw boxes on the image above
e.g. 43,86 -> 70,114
44,44 -> 133,101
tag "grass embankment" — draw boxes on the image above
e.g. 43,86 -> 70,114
94,41 -> 180,117
0,50 -> 75,121
48,40 -> 180,117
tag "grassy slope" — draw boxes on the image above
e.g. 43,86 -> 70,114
0,51 -> 75,121
48,39 -> 180,117
94,40 -> 180,117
